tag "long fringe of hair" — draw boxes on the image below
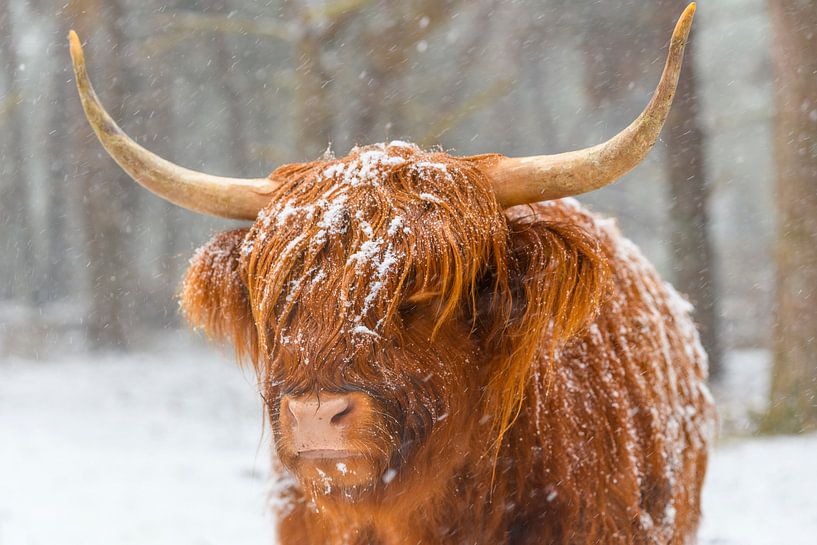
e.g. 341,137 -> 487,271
179,144 -> 609,454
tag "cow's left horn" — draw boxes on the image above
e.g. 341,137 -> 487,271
485,3 -> 696,208
69,31 -> 277,220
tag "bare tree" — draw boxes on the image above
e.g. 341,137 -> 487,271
0,3 -> 36,303
761,0 -> 817,433
291,18 -> 335,158
656,1 -> 723,381
347,0 -> 465,143
576,0 -> 723,380
42,8 -> 75,303
66,0 -> 139,349
210,0 -> 253,174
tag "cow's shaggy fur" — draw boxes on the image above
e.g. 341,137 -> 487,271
181,142 -> 715,545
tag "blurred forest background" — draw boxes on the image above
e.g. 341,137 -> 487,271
0,0 -> 815,434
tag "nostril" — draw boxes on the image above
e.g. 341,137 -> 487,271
330,402 -> 354,426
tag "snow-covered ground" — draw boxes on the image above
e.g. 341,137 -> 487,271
0,340 -> 272,545
700,434 -> 817,545
1,341 -> 815,545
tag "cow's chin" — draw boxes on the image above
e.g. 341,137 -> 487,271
280,450 -> 389,499
298,456 -> 377,491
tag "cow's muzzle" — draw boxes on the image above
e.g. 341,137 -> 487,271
280,391 -> 371,457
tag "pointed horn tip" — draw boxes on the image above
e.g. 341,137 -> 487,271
674,3 -> 697,41
68,30 -> 84,65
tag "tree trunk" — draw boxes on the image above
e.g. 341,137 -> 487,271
43,16 -> 73,303
0,4 -> 36,303
661,16 -> 724,382
761,0 -> 817,433
293,27 -> 334,159
211,0 -> 252,176
67,0 -> 137,350
581,1 -> 724,381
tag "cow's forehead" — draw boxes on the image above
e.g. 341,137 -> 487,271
249,142 -> 429,249
237,142 -> 509,356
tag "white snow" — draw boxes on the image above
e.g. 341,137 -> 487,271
1,344 -> 815,545
710,349 -> 772,435
346,239 -> 383,270
350,324 -> 379,337
382,468 -> 397,485
281,233 -> 306,258
275,200 -> 300,227
322,148 -> 405,189
412,161 -> 454,184
316,193 -> 349,235
0,336 -> 272,545
699,433 -> 817,545
387,216 -> 404,236
386,140 -> 418,150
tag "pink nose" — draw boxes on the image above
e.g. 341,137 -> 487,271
281,392 -> 359,454
287,394 -> 353,426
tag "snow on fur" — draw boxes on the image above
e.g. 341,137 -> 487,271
180,143 -> 715,545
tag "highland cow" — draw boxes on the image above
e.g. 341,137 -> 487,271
69,4 -> 715,544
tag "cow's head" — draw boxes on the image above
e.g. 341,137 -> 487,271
68,5 -> 695,501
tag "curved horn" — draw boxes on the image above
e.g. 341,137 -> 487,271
68,31 -> 277,220
486,3 -> 697,208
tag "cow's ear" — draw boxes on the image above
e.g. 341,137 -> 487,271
180,228 -> 258,365
502,213 -> 610,351
477,208 -> 610,443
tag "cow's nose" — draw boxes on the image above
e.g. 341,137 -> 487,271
286,393 -> 354,427
281,392 -> 360,454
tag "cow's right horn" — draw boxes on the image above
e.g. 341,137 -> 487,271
69,30 -> 278,220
